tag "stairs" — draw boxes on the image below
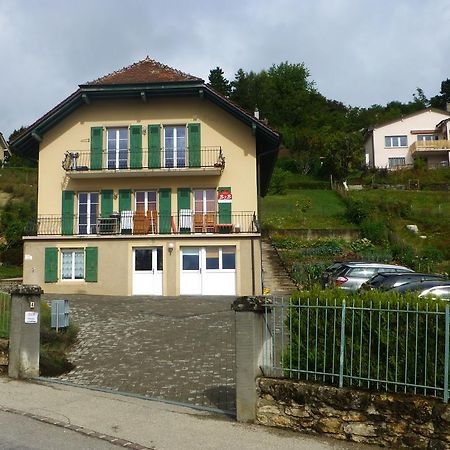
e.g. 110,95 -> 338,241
261,240 -> 298,296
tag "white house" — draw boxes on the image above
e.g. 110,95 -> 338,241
0,133 -> 10,166
364,108 -> 450,169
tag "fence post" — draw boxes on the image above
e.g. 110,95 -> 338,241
339,299 -> 346,388
8,285 -> 43,379
445,304 -> 449,403
232,296 -> 270,423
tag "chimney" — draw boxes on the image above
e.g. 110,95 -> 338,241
254,107 -> 259,119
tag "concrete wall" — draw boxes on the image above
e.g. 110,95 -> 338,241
257,378 -> 450,448
23,234 -> 262,296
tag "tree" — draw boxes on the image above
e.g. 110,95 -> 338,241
208,67 -> 231,97
430,79 -> 450,110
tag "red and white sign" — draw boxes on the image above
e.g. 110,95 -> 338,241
218,190 -> 232,203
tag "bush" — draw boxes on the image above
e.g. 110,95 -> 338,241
360,219 -> 389,244
344,198 -> 371,224
284,288 -> 448,395
268,167 -> 288,195
39,303 -> 79,376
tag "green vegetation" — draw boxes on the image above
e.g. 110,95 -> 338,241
284,289 -> 448,395
0,294 -> 10,339
40,302 -> 79,376
260,189 -> 354,230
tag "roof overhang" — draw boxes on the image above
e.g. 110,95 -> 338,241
10,81 -> 280,196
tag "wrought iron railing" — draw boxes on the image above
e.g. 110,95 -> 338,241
62,147 -> 225,172
262,297 -> 450,402
30,211 -> 259,236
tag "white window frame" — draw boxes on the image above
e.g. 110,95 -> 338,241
417,134 -> 439,141
135,190 -> 157,214
388,157 -> 406,169
163,125 -> 186,168
205,246 -> 236,271
78,192 -> 99,235
61,249 -> 85,281
107,127 -> 128,169
194,189 -> 216,214
385,135 -> 408,148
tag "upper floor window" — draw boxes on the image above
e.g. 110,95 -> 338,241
164,126 -> 186,168
194,189 -> 216,213
107,127 -> 128,169
135,191 -> 157,214
78,192 -> 98,235
385,135 -> 407,148
417,134 -> 439,141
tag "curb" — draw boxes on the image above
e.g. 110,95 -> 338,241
0,404 -> 154,450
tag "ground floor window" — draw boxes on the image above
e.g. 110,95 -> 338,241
61,249 -> 84,280
205,247 -> 235,270
388,157 -> 406,169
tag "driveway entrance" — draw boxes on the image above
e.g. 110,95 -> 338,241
43,294 -> 236,414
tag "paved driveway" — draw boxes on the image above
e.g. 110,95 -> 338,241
43,294 -> 236,413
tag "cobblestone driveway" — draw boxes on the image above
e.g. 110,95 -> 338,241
44,294 -> 236,412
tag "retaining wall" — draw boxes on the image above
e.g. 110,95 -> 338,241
257,377 -> 450,449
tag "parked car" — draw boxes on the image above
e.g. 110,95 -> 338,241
388,280 -> 450,300
322,261 -> 371,288
328,262 -> 413,291
360,272 -> 446,291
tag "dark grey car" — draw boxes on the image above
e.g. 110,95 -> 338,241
361,272 -> 446,291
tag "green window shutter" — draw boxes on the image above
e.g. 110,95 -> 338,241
188,123 -> 201,168
90,127 -> 103,170
130,125 -> 142,169
61,191 -> 74,235
159,188 -> 171,234
218,187 -> 232,224
177,188 -> 191,211
85,247 -> 98,282
44,247 -> 58,283
101,190 -> 114,217
119,189 -> 132,212
148,125 -> 161,168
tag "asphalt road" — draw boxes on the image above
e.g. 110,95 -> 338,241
0,410 -> 119,450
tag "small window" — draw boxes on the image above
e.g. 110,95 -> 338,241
182,249 -> 200,270
222,247 -> 236,270
61,250 -> 84,280
135,249 -> 152,271
417,134 -> 439,141
206,247 -> 220,269
385,136 -> 407,148
388,157 -> 406,169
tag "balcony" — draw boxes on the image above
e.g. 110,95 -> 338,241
29,211 -> 259,237
410,140 -> 450,155
62,147 -> 225,178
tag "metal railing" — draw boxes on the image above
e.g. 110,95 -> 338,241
29,211 -> 259,236
262,297 -> 450,402
0,292 -> 11,338
62,147 -> 225,172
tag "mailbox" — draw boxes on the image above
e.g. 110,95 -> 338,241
51,299 -> 70,329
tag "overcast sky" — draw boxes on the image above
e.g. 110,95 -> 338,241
1,0 -> 450,138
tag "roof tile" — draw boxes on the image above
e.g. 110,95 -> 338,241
83,56 -> 202,86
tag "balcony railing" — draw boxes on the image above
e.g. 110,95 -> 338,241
410,140 -> 450,153
29,211 -> 259,236
62,147 -> 225,173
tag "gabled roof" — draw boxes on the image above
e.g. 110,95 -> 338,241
10,57 -> 280,195
0,132 -> 7,150
82,57 -> 203,86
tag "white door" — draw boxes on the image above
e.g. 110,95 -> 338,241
180,248 -> 202,295
180,247 -> 236,295
132,248 -> 163,295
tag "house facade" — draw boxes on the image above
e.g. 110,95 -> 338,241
0,132 -> 10,165
364,108 -> 450,169
11,58 -> 280,296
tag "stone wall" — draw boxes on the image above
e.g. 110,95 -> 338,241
0,338 -> 8,374
257,377 -> 450,449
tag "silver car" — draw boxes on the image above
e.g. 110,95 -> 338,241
329,262 -> 413,291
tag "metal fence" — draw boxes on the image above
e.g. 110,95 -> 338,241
0,292 -> 11,338
262,297 -> 450,402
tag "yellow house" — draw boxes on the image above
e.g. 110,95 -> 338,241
11,58 -> 280,296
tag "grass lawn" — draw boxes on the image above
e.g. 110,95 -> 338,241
260,189 -> 355,230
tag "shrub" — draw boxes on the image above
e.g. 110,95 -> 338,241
344,198 -> 371,224
360,219 -> 389,244
283,288 -> 448,396
268,167 -> 288,195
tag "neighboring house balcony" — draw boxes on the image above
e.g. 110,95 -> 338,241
62,146 -> 225,178
30,210 -> 259,236
410,140 -> 450,156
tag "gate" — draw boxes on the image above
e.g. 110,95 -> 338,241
0,292 -> 11,338
49,295 -> 236,415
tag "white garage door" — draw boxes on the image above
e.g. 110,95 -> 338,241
180,246 -> 236,295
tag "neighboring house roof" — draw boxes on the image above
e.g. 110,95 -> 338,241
83,57 -> 202,86
364,108 -> 450,140
0,132 -> 7,150
10,57 -> 280,195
